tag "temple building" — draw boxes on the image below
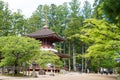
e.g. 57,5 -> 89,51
27,25 -> 70,73
27,25 -> 70,58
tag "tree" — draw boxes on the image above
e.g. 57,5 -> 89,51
102,0 -> 120,26
69,0 -> 81,17
0,1 -> 28,36
34,51 -> 63,68
92,0 -> 104,19
94,0 -> 120,26
49,3 -> 69,36
0,1 -> 12,36
64,0 -> 83,71
80,19 -> 119,71
82,0 -> 92,19
27,5 -> 45,34
10,10 -> 26,36
0,36 -> 41,74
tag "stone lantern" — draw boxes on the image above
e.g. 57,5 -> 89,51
50,64 -> 55,76
31,61 -> 37,77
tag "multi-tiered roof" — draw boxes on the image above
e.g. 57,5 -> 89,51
27,25 -> 64,42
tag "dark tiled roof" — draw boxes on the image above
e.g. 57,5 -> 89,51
27,27 -> 54,37
27,25 -> 64,42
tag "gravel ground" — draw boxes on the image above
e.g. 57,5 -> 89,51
0,72 -> 118,80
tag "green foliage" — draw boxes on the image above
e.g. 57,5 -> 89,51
0,36 -> 41,67
10,10 -> 26,36
92,0 -> 104,19
80,19 -> 119,68
0,1 -> 29,36
35,51 -> 63,68
27,4 -> 48,33
94,0 -> 120,25
82,1 -> 92,19
0,1 -> 12,36
64,18 -> 82,40
102,0 -> 120,24
81,19 -> 120,44
69,0 -> 81,17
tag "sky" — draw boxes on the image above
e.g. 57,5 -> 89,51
3,0 -> 94,18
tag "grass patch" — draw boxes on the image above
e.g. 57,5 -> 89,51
1,73 -> 27,77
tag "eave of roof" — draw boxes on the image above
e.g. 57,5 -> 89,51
56,53 -> 70,58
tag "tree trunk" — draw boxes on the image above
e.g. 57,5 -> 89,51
1,67 -> 5,74
14,58 -> 19,74
68,41 -> 71,71
73,43 -> 76,71
81,43 -> 84,72
84,44 -> 88,72
84,45 -> 87,72
63,42 -> 66,66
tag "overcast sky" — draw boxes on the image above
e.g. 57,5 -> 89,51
3,0 -> 94,18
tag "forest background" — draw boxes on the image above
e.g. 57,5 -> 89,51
0,0 -> 120,73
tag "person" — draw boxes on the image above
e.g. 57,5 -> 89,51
103,68 -> 108,75
85,68 -> 89,73
108,69 -> 113,75
87,68 -> 89,73
100,67 -> 103,75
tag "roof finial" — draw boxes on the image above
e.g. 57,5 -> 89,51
43,25 -> 48,28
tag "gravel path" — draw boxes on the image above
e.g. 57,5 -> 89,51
0,72 -> 118,80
